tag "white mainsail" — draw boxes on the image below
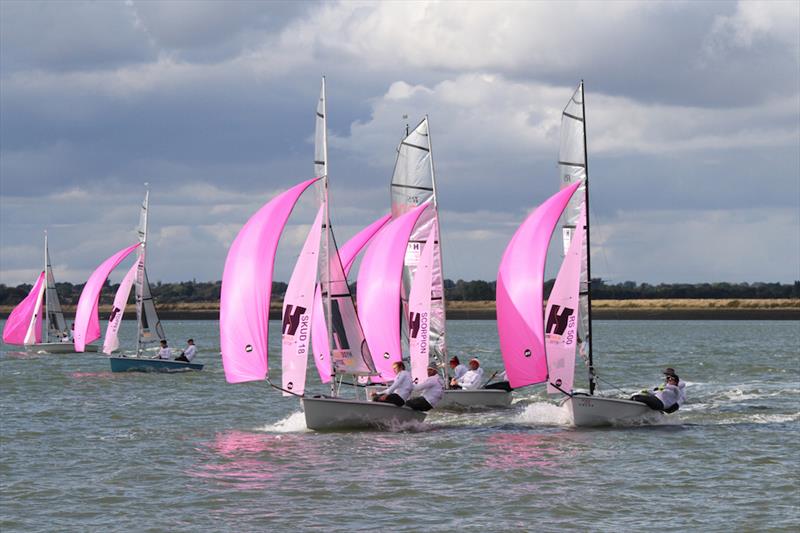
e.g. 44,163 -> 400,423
390,117 -> 447,364
558,82 -> 591,379
44,232 -> 68,342
134,188 -> 166,355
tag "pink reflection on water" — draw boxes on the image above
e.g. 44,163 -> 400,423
68,371 -> 116,379
483,432 -> 585,472
189,430 -> 323,491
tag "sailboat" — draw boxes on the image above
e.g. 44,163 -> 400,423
2,232 -> 97,353
497,82 -> 662,427
73,188 -> 202,372
371,117 -> 511,409
221,78 -> 425,430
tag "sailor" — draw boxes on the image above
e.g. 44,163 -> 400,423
648,367 -> 687,413
631,374 -> 681,411
406,364 -> 445,411
175,338 -> 196,362
449,356 -> 467,384
450,358 -> 484,390
371,361 -> 413,407
155,339 -> 172,360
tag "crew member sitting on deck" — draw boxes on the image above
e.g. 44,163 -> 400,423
449,356 -> 467,384
155,339 -> 172,360
175,339 -> 196,362
406,364 -> 445,412
631,374 -> 681,412
657,367 -> 686,413
371,361 -> 413,407
450,358 -> 484,390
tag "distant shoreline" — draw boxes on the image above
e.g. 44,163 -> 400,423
3,299 -> 797,320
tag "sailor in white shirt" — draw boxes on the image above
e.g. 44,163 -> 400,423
155,339 -> 172,360
632,374 -> 681,411
371,361 -> 413,407
451,358 -> 484,390
406,365 -> 445,411
175,339 -> 197,362
449,356 -> 467,386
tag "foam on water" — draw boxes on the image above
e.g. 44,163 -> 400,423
515,401 -> 573,426
258,411 -> 309,433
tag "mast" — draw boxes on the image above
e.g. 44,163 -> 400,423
426,116 -> 448,369
580,81 -> 596,395
135,184 -> 149,357
318,77 -> 335,397
44,231 -> 49,342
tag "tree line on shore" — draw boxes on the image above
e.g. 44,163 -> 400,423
1,279 -> 798,306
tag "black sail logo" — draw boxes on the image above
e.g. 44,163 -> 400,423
546,305 -> 574,336
409,312 -> 421,339
282,304 -> 307,336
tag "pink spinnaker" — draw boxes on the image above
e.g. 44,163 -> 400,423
2,271 -> 46,345
281,206 -> 324,396
545,202 -> 585,394
357,204 -> 429,381
496,183 -> 580,389
220,178 -> 319,384
74,243 -> 141,352
408,225 -> 436,384
102,259 -> 140,355
310,214 -> 391,382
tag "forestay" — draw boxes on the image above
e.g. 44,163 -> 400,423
496,183 -> 580,389
220,178 -> 319,384
73,243 -> 141,352
545,203 -> 586,394
357,203 -> 429,381
390,117 -> 446,364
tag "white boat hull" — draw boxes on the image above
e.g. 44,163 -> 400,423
301,397 -> 427,431
436,389 -> 513,410
562,395 -> 664,427
19,342 -> 99,354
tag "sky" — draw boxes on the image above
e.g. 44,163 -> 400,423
1,0 -> 798,287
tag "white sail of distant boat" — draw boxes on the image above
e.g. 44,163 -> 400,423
390,117 -> 447,365
43,232 -> 68,342
134,189 -> 166,355
102,259 -> 139,355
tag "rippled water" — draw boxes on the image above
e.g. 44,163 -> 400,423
1,320 -> 798,531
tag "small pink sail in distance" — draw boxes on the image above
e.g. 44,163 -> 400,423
496,182 -> 580,389
357,203 -> 429,381
220,178 -> 319,384
281,205 -> 324,396
545,201 -> 586,395
74,243 -> 141,352
102,258 -> 140,355
408,224 -> 436,385
310,213 -> 391,383
2,271 -> 46,345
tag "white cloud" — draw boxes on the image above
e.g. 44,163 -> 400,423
705,1 -> 800,54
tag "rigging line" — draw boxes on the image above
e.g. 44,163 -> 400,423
266,378 -> 304,398
400,141 -> 430,152
593,374 -> 632,397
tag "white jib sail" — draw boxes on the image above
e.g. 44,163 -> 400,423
390,117 -> 447,364
23,281 -> 46,345
408,225 -> 436,385
281,206 -> 323,396
103,259 -> 139,355
558,82 -> 589,359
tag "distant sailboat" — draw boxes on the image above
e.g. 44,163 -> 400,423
2,232 -> 97,353
73,188 -> 202,372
